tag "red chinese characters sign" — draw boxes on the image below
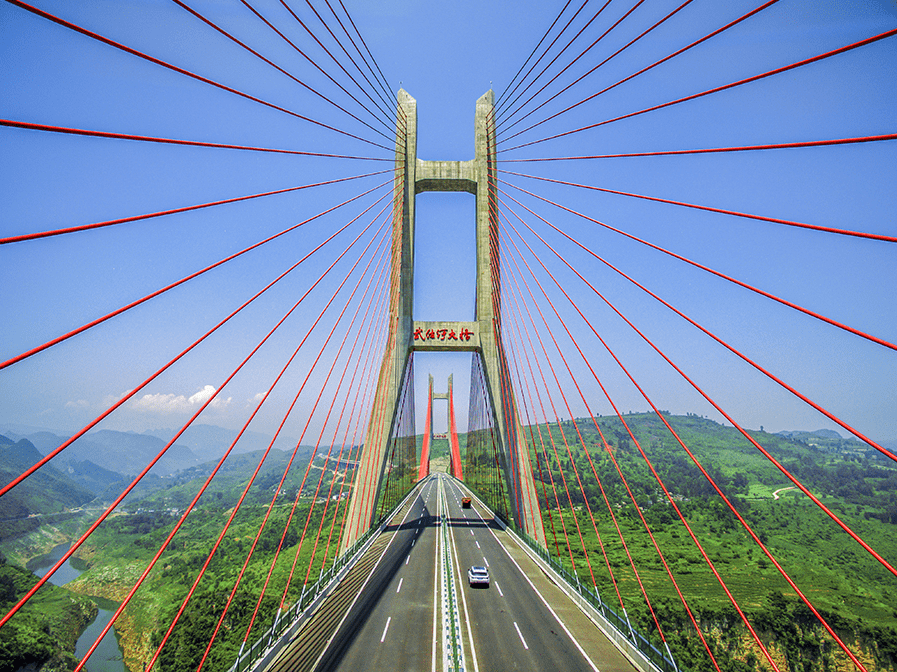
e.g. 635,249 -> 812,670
413,327 -> 474,342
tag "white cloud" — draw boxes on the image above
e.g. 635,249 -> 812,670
101,389 -> 134,408
132,385 -> 231,414
188,385 -> 216,406
65,399 -> 89,409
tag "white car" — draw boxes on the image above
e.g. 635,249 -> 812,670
468,566 -> 489,587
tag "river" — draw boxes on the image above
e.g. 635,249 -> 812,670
28,544 -> 127,672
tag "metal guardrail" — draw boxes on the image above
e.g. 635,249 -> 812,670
460,477 -> 681,672
227,485 -> 420,672
503,520 -> 682,672
229,477 -> 681,672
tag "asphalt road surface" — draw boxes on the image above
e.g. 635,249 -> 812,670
274,473 -> 637,671
439,476 -> 599,672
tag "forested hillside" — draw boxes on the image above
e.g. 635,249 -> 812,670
514,413 -> 897,672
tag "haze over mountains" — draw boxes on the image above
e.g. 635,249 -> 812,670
0,423 -> 308,475
2,417 -> 892,519
0,423 -> 316,519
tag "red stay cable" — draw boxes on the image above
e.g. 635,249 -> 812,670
6,0 -> 391,151
275,0 -> 396,128
499,262 -> 597,585
499,198 -> 780,667
487,186 -> 579,556
195,255 -> 390,672
500,202 -> 729,669
318,292 -> 391,572
0,185 -> 390,503
0,210 -> 370,630
502,317 -> 546,537
238,207 -> 394,645
486,260 -> 524,520
496,0 -> 781,145
347,288 -> 393,541
510,347 -> 562,555
503,25 -> 897,151
321,0 -> 392,107
499,132 -> 897,164
487,168 -> 547,534
499,0 -> 649,132
0,179 -> 389,372
237,0 -> 396,132
297,0 -> 396,122
503,270 -> 626,613
0,119 -> 391,173
529,422 -> 565,562
503,320 -> 566,562
73,200 -> 391,671
501,224 -> 658,629
501,167 -> 897,244
500,184 -> 897,463
149,221 -> 391,672
499,0 -> 695,136
351,181 -> 410,539
170,0 -> 392,139
505,201 -> 867,670
0,163 -> 388,245
495,0 -> 601,122
334,0 -> 395,106
509,196 -> 897,581
288,244 -> 394,598
496,0 -> 575,108
496,0 -> 590,117
347,281 -> 396,539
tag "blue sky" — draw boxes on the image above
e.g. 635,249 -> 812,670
1,0 -> 895,447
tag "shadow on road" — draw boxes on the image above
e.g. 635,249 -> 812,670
316,505 -> 436,671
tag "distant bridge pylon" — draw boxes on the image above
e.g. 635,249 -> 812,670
339,90 -> 546,555
418,374 -> 463,480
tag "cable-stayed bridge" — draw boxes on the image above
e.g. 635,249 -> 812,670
1,1 -> 895,671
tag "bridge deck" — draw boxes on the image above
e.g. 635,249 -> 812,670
263,475 -> 640,672
262,485 -> 430,672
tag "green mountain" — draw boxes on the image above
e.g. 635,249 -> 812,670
0,435 -> 95,520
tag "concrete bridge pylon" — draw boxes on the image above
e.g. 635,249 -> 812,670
339,90 -> 545,555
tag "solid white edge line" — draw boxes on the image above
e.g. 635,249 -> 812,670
311,485 -> 425,671
513,621 -> 529,650
468,484 -> 601,672
381,616 -> 391,642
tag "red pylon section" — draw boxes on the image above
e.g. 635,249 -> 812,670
418,376 -> 433,480
448,376 -> 463,480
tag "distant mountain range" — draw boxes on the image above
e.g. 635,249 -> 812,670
0,434 -> 95,518
0,423 -> 312,475
142,423 -> 310,463
0,423 -> 320,520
